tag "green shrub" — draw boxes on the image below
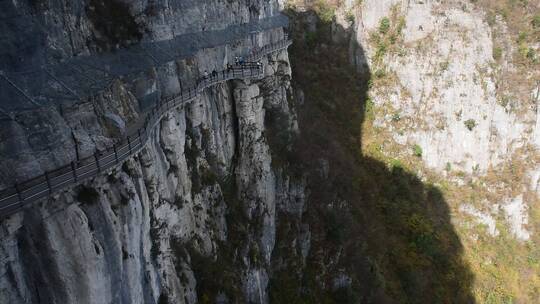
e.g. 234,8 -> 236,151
464,119 -> 477,131
526,48 -> 536,61
493,46 -> 503,60
532,15 -> 540,28
365,97 -> 375,120
374,41 -> 388,62
379,17 -> 391,34
518,43 -> 530,58
345,10 -> 355,24
445,162 -> 452,172
413,144 -> 423,157
314,0 -> 335,23
486,13 -> 496,27
390,158 -> 403,170
396,16 -> 406,35
439,61 -> 450,71
517,31 -> 527,43
374,69 -> 386,79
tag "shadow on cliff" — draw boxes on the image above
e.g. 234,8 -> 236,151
267,10 -> 476,304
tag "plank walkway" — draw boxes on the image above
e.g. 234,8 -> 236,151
0,39 -> 292,218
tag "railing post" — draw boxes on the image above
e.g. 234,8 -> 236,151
113,144 -> 119,164
14,183 -> 23,203
94,151 -> 101,172
138,129 -> 142,144
128,136 -> 132,153
71,161 -> 78,182
44,171 -> 52,194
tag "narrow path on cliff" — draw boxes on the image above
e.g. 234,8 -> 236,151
0,38 -> 292,219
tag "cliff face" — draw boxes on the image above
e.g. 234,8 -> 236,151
282,0 -> 538,302
2,0 -> 538,303
350,0 -> 539,175
330,0 -> 539,302
0,1 -> 301,303
0,0 -> 288,187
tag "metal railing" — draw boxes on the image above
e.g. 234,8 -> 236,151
0,39 -> 292,218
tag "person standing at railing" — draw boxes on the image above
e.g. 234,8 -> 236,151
235,56 -> 239,65
211,70 -> 218,79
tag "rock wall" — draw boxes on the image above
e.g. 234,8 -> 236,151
3,0 -> 536,303
0,0 -> 287,188
344,0 -> 540,237
330,0 -> 539,301
348,0 -> 538,174
0,51 -> 297,304
286,0 -> 538,302
0,1 -> 303,303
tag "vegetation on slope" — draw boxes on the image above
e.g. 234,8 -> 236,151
473,0 -> 540,114
358,2 -> 540,302
267,9 -> 476,303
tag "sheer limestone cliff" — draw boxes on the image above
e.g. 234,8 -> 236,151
1,0 -> 538,303
0,1 -> 303,303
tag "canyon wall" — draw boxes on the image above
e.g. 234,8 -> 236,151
0,1 -> 303,303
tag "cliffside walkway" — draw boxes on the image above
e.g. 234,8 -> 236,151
0,39 -> 292,218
